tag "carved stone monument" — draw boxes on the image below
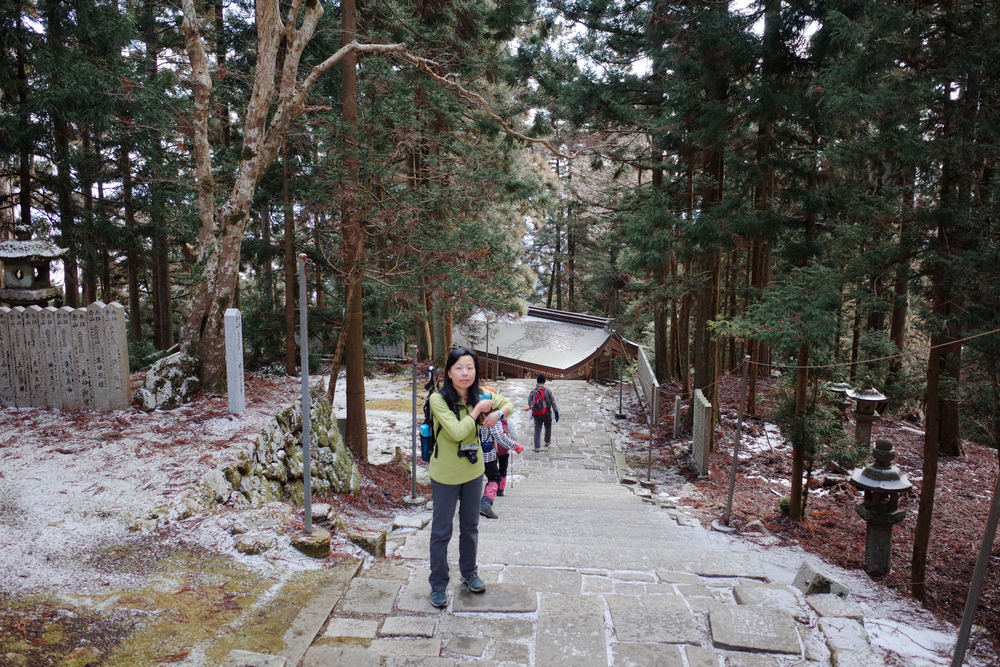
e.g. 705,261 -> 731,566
225,308 -> 245,415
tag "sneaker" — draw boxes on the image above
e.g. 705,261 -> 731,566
461,574 -> 486,593
544,441 -> 551,448
429,590 -> 448,608
496,489 -> 504,497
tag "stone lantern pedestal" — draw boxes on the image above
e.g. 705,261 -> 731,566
850,438 -> 912,576
828,382 -> 851,418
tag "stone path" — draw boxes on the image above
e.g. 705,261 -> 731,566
230,379 -> 890,667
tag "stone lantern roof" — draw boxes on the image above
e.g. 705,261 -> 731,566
0,239 -> 68,261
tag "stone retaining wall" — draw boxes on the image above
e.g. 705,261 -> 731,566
193,381 -> 361,512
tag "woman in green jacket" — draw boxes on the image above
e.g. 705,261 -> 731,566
427,347 -> 513,608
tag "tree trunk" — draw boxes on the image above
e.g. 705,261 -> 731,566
176,0 -> 403,391
340,0 -> 368,460
283,143 -> 297,376
789,342 -> 809,522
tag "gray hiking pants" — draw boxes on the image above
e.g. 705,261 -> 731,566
429,475 -> 482,591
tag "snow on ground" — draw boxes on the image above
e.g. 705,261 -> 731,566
0,372 -> 419,599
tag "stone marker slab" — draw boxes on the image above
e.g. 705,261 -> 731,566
322,617 -> 380,640
301,645 -> 380,667
54,307 -> 78,409
504,566 -> 582,594
88,301 -> 110,410
220,649 -> 287,667
819,617 -> 869,652
709,603 -> 800,654
453,584 -> 537,613
605,594 -> 700,645
8,307 -> 31,407
807,594 -> 864,620
38,307 -> 61,409
733,583 -> 807,621
444,636 -> 487,657
611,642 -> 685,667
677,584 -> 714,598
0,308 -> 13,406
537,593 -> 607,667
22,306 -> 46,407
103,302 -> 130,409
225,308 -> 245,414
380,615 -> 437,638
337,577 -> 403,614
69,307 -> 94,409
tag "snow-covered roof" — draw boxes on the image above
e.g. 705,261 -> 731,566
454,309 -> 611,373
0,239 -> 68,260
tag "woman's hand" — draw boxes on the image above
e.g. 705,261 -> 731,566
473,398 -> 494,420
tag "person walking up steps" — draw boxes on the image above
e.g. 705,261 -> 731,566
478,386 -> 524,519
528,374 -> 559,451
427,349 -> 514,608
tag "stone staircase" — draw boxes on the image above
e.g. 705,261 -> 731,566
278,379 -> 893,666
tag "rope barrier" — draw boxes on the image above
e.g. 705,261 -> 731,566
737,327 -> 1000,372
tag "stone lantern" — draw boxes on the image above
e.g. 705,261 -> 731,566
850,438 -> 912,575
828,382 -> 852,417
846,386 -> 886,448
0,239 -> 67,307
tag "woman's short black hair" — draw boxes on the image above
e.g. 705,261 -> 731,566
440,347 -> 481,406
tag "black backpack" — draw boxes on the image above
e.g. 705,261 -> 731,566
529,387 -> 548,416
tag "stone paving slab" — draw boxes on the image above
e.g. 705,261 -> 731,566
301,644 -> 381,667
336,577 -> 404,614
610,642 -> 686,666
807,593 -> 865,620
724,653 -> 782,667
733,582 -> 808,621
490,639 -> 531,663
322,617 -> 380,640
686,645 -> 722,667
368,637 -> 443,656
380,615 -> 438,638
535,593 -> 608,666
503,566 -> 582,594
220,650 -> 287,667
446,636 -> 489,657
709,603 -> 801,654
819,617 -> 869,651
452,585 -> 537,612
605,594 -> 701,644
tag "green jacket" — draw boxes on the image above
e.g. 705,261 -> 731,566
428,390 -> 514,485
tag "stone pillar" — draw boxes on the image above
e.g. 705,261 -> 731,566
0,307 -> 14,407
9,307 -> 31,407
88,301 -> 111,411
23,305 -> 47,407
70,307 -> 95,410
55,307 -> 80,409
225,308 -> 245,415
103,302 -> 131,410
692,388 -> 712,476
39,306 -> 62,409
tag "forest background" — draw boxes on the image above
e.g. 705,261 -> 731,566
1,0 -> 999,609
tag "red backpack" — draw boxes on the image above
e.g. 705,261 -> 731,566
529,387 -> 548,416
